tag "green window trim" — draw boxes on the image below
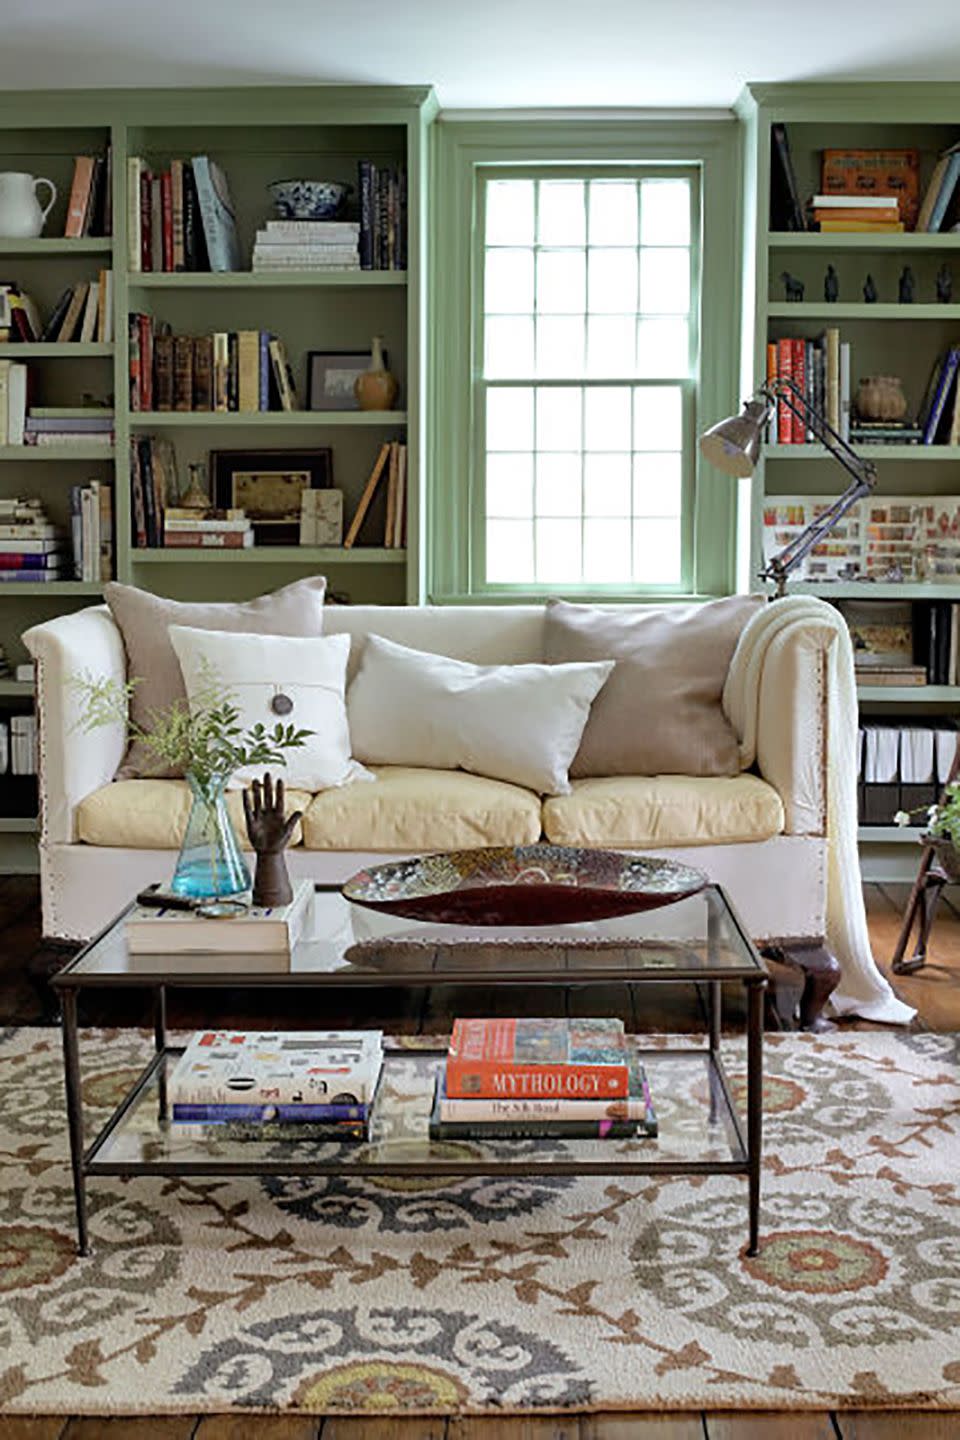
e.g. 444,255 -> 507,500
428,117 -> 743,604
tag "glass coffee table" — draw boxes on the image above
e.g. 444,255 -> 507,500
52,882 -> 768,1258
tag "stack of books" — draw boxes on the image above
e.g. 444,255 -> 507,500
42,271 -> 113,343
127,155 -> 238,272
24,407 -> 114,449
64,150 -> 112,238
163,507 -> 253,550
252,221 -> 360,271
358,161 -> 406,270
766,328 -> 850,443
810,193 -> 903,233
429,1018 -> 657,1141
168,1029 -> 384,1140
69,481 -> 113,581
129,317 -> 297,413
0,499 -> 68,582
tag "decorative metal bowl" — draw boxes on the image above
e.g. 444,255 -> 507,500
267,179 -> 351,220
342,845 -> 708,926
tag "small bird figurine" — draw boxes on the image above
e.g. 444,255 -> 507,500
824,264 -> 839,302
898,266 -> 915,304
781,271 -> 804,302
863,273 -> 878,303
937,263 -> 953,303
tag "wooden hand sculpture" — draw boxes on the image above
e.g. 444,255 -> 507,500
242,773 -> 302,907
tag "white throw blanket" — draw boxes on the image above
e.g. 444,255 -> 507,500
724,595 -> 915,1025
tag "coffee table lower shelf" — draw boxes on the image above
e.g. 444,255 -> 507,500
73,1043 -> 758,1248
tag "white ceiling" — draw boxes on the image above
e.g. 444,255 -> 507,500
3,0 -> 960,109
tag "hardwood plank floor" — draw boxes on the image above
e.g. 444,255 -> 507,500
2,879 -> 959,1438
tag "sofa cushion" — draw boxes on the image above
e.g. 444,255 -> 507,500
302,766 -> 542,851
542,774 -> 784,848
543,595 -> 762,778
105,577 -> 327,780
77,779 -> 312,849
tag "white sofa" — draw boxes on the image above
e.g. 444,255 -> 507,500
25,601 -> 837,1020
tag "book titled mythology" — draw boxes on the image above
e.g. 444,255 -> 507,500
445,1017 -> 631,1100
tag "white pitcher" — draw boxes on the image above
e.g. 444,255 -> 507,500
0,172 -> 57,239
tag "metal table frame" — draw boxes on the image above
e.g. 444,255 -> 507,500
53,883 -> 767,1259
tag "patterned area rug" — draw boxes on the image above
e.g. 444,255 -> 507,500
1,1026 -> 960,1415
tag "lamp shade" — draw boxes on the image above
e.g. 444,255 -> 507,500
699,398 -> 770,479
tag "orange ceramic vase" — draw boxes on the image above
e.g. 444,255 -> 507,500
354,335 -> 398,411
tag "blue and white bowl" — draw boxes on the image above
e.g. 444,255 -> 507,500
267,179 -> 351,220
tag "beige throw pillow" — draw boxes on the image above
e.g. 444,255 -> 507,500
543,595 -> 763,778
105,577 -> 327,778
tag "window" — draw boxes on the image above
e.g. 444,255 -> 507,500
478,169 -> 699,591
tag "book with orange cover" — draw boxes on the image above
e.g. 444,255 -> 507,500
818,219 -> 904,233
65,156 -> 95,238
445,1017 -> 631,1100
820,149 -> 919,229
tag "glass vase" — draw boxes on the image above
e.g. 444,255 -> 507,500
170,771 -> 251,900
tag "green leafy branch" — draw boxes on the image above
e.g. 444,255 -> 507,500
895,780 -> 960,848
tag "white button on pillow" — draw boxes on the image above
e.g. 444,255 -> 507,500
346,634 -> 614,796
168,625 -> 371,792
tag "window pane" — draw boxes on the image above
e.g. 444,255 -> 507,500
486,453 -> 534,517
487,519 -> 533,582
537,250 -> 586,313
641,178 -> 690,246
589,181 -> 638,246
536,518 -> 581,582
536,453 -> 582,516
633,518 -> 682,583
536,386 -> 582,450
485,248 -> 534,313
637,318 -> 689,378
633,453 -> 683,517
486,180 -> 534,246
640,248 -> 690,315
588,248 -> 638,314
634,385 -> 683,448
587,315 -> 636,377
584,453 -> 631,516
485,316 -> 534,378
487,386 -> 534,451
584,387 -> 631,451
584,518 -> 632,581
538,181 -> 585,245
536,315 -> 585,377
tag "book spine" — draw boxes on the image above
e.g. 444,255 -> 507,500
359,160 -> 374,270
161,170 -> 174,272
103,143 -> 113,238
162,531 -> 251,548
439,1092 -> 652,1121
766,338 -> 779,438
128,313 -> 141,411
791,338 -> 805,444
237,330 -> 259,413
929,153 -> 960,233
825,327 -> 840,434
139,313 -> 153,411
227,331 -> 238,411
141,436 -> 157,546
398,166 -> 407,271
193,335 -> 213,410
173,334 -> 194,412
444,1061 -> 630,1101
127,158 -> 142,272
98,482 -> 113,581
924,349 -> 960,444
213,333 -> 229,412
259,330 -> 270,411
0,552 -> 60,569
430,1117 -> 641,1140
140,168 -> 153,272
171,1101 -> 369,1122
840,341 -> 851,443
171,159 -> 185,270
65,156 -> 95,238
776,339 -> 793,443
130,440 -> 147,548
154,333 -> 174,411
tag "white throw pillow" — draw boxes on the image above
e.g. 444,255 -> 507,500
347,634 -> 614,795
168,625 -> 371,792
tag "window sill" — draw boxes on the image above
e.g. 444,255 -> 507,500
427,590 -> 735,606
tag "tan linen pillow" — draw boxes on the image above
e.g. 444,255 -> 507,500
543,595 -> 763,778
105,577 -> 326,778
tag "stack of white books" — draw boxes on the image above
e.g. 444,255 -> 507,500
252,220 -> 360,271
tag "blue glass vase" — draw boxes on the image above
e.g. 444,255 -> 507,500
170,771 -> 251,900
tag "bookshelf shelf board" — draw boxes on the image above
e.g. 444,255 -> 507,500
131,546 -> 406,565
859,826 -> 924,845
0,238 -> 112,257
130,272 -> 407,290
857,685 -> 960,702
787,581 -> 960,600
767,303 -> 960,321
766,444 -> 960,462
128,411 -> 408,429
0,680 -> 33,697
767,232 -> 960,252
0,816 -> 38,834
0,343 -> 114,359
0,446 -> 115,462
0,582 -> 102,598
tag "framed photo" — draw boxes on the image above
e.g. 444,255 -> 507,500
307,349 -> 384,412
211,448 -> 333,546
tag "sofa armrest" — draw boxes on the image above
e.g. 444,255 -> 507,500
747,620 -> 833,837
24,605 -> 126,845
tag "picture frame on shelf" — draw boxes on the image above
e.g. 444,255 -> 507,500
307,349 -> 382,412
211,448 -> 333,546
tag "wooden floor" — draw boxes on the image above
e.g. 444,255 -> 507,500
2,878 -> 959,1439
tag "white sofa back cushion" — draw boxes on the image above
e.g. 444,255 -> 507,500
347,634 -> 614,796
168,626 -> 371,791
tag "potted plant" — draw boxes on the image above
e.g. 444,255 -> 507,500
895,785 -> 960,881
74,669 -> 311,901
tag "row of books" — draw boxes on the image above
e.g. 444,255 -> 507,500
763,495 -> 960,584
770,130 -> 925,232
345,440 -> 407,549
842,599 -> 960,687
252,220 -> 360,272
129,436 -> 176,548
127,156 -> 234,272
358,161 -> 406,271
64,150 -> 112,238
858,722 -> 959,825
0,274 -> 113,345
128,316 -> 298,412
0,715 -> 37,778
767,331 -> 850,443
430,1018 -> 656,1141
70,482 -> 114,583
